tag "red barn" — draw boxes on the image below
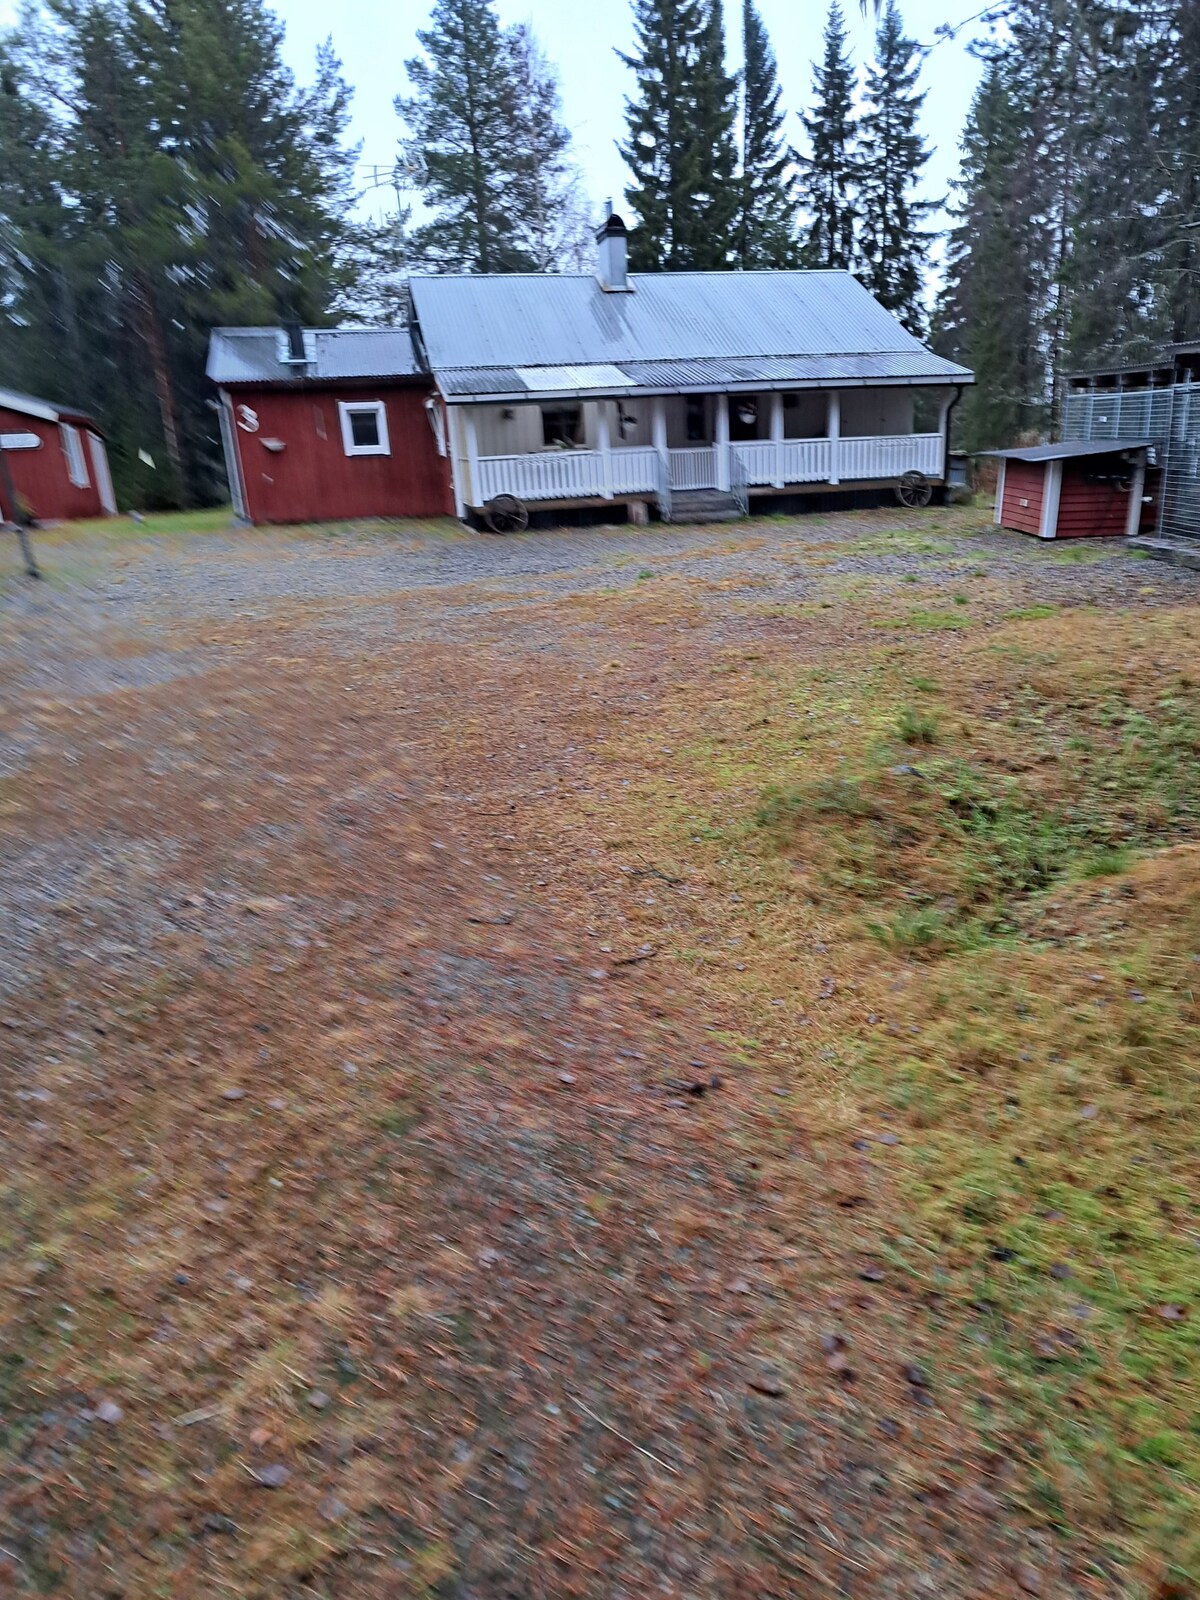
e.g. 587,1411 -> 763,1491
207,325 -> 453,524
0,387 -> 116,522
990,439 -> 1153,540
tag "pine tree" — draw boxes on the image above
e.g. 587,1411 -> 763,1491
0,0 -> 359,508
398,0 -> 582,274
619,0 -> 737,270
398,0 -> 525,272
799,1 -> 857,271
503,24 -> 592,271
733,0 -> 798,268
857,0 -> 933,332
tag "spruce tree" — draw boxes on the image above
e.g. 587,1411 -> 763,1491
733,0 -> 798,268
857,0 -> 933,332
689,0 -> 738,266
619,0 -> 737,270
799,1 -> 857,271
935,62 -> 1049,448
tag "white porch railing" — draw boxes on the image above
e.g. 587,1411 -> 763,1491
782,439 -> 835,483
668,447 -> 718,490
731,439 -> 835,485
473,433 -> 944,506
609,446 -> 661,495
731,441 -> 777,484
839,433 -> 942,481
476,450 -> 604,504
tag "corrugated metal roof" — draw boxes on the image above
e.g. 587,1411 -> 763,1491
207,326 -> 422,386
410,270 -> 973,390
987,438 -> 1154,462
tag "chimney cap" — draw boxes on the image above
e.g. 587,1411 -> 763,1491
596,203 -> 628,243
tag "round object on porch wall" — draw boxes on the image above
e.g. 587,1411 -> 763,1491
736,400 -> 759,427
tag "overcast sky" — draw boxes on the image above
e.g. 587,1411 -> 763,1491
276,0 -> 984,248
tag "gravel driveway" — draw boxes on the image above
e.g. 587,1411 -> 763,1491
1,507 -> 1193,1600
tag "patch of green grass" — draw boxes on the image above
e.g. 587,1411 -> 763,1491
859,880 -> 1200,1585
877,608 -> 974,632
1004,604 -> 1060,622
896,704 -> 940,745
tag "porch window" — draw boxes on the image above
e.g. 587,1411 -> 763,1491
686,397 -> 707,442
338,400 -> 390,457
61,423 -> 90,488
541,404 -> 581,447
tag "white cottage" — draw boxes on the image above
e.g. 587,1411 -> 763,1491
407,209 -> 973,529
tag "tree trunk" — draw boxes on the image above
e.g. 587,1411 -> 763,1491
136,273 -> 185,494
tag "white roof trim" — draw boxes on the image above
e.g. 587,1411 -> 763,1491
0,387 -> 58,423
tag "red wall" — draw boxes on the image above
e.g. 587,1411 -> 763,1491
1055,465 -> 1132,538
0,406 -> 108,522
1000,458 -> 1046,535
227,384 -> 453,524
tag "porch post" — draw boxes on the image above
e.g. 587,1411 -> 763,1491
463,407 -> 481,510
596,401 -> 614,499
714,393 -> 730,491
447,408 -> 466,520
770,392 -> 785,488
827,390 -> 841,485
652,397 -> 669,471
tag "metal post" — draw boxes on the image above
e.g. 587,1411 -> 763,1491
0,434 -> 41,579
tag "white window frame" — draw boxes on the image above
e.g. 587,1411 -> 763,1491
61,422 -> 90,488
338,400 -> 390,457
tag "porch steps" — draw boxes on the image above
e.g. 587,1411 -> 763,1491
667,489 -> 743,524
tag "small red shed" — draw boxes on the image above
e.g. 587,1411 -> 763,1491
0,386 -> 116,522
207,325 -> 453,524
990,439 -> 1153,540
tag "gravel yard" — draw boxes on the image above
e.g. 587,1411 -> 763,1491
1,507 -> 1197,1599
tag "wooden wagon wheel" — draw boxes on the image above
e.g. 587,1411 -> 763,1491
483,494 -> 530,535
896,470 -> 934,509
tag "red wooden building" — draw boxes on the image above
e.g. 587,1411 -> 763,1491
0,387 -> 116,522
207,326 -> 453,524
990,439 -> 1153,540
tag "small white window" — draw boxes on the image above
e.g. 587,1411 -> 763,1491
338,400 -> 390,457
61,423 -> 90,488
